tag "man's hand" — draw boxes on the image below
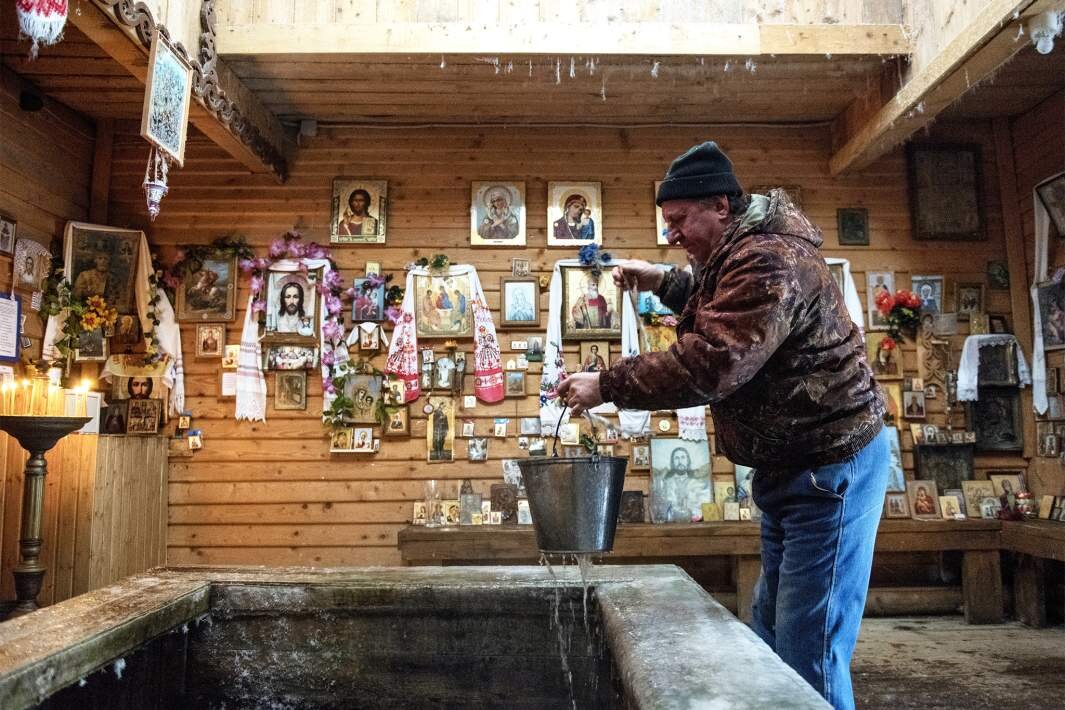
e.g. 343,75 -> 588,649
611,259 -> 665,292
555,373 -> 604,417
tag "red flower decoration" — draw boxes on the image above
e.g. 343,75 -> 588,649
878,336 -> 897,351
874,289 -> 896,316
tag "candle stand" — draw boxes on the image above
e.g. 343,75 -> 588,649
0,415 -> 90,618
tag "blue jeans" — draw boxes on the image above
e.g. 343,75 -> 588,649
751,426 -> 890,710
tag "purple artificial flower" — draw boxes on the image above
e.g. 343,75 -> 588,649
385,306 -> 404,324
321,349 -> 336,367
249,275 -> 264,295
268,239 -> 287,258
256,257 -> 270,270
322,320 -> 344,341
239,258 -> 256,273
343,286 -> 357,299
251,299 -> 267,315
322,376 -> 335,395
326,295 -> 343,315
298,262 -> 309,275
287,241 -> 305,259
305,243 -> 329,260
324,269 -> 342,290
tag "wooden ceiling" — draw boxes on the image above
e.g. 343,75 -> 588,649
224,53 -> 892,125
0,22 -> 144,120
942,43 -> 1065,120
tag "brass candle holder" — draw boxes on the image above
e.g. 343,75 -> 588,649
0,415 -> 90,618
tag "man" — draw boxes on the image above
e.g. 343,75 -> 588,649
338,189 -> 378,237
581,344 -> 607,372
556,142 -> 887,710
276,282 -> 306,333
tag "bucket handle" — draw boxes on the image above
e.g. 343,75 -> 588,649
551,405 -> 601,462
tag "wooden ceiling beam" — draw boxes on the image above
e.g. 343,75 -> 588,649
828,0 -> 1056,175
214,22 -> 910,57
68,0 -> 291,182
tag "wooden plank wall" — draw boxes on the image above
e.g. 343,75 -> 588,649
1012,88 -> 1065,498
103,117 -> 1030,567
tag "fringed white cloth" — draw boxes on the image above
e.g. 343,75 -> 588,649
1031,190 -> 1052,414
16,0 -> 67,59
43,222 -> 185,415
234,257 -> 343,422
956,334 -> 1031,402
234,294 -> 267,421
385,265 -> 503,403
824,257 -> 865,332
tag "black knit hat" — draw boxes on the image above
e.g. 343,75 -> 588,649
655,141 -> 742,206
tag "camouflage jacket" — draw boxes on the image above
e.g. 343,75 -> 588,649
600,190 -> 884,472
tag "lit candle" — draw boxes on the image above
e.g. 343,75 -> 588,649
0,382 -> 8,415
17,379 -> 30,416
76,385 -> 88,418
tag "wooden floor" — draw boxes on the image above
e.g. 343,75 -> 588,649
853,617 -> 1065,710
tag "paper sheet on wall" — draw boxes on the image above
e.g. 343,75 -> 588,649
0,296 -> 19,360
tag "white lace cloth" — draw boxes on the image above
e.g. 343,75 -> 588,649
956,334 -> 1031,402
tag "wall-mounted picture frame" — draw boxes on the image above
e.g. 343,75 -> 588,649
916,443 -> 974,491
649,437 -> 712,524
955,282 -> 985,320
427,396 -> 455,463
560,265 -> 621,341
865,271 -> 894,331
264,345 -> 318,371
500,276 -> 539,327
548,182 -> 602,247
903,390 -> 926,419
968,387 -> 1023,452
867,335 -> 902,380
351,277 -> 386,322
911,274 -> 944,315
64,223 -> 141,315
415,272 -> 474,339
274,371 -> 307,411
977,340 -> 1019,386
504,371 -> 526,398
195,324 -> 225,358
471,182 -> 526,247
630,443 -> 650,471
907,143 -> 984,241
330,427 -> 354,452
140,29 -> 193,166
1035,279 -> 1065,350
343,374 -> 382,424
74,327 -> 108,362
126,398 -> 161,435
331,178 -> 387,244
837,207 -> 869,246
264,268 -> 321,341
1035,170 -> 1065,235
176,253 -> 237,322
0,214 -> 15,254
384,405 -> 409,437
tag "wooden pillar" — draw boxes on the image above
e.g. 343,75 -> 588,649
1013,554 -> 1047,628
89,118 -> 113,225
992,117 -> 1035,459
961,550 -> 1004,624
733,554 -> 761,625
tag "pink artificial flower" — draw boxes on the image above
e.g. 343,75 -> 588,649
321,350 -> 336,367
256,257 -> 270,270
239,258 -> 256,272
249,275 -> 264,295
326,295 -> 343,315
322,376 -> 335,394
287,241 -> 305,259
251,299 -> 267,315
661,315 -> 678,327
324,270 -> 342,289
385,306 -> 404,324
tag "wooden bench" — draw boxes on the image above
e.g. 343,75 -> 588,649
1001,519 -> 1065,627
398,519 -> 1007,624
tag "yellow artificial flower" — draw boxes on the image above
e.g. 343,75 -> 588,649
85,295 -> 107,311
80,312 -> 100,330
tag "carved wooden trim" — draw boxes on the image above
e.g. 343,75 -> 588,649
92,0 -> 288,180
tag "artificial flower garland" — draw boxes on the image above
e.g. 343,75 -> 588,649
237,231 -> 353,425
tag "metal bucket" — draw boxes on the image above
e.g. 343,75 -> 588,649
516,456 -> 628,554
